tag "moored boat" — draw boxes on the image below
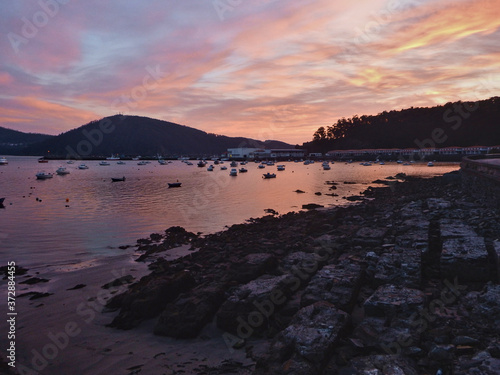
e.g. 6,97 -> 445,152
0,197 -> 4,205
111,177 -> 126,182
220,165 -> 228,170
207,165 -> 214,171
258,164 -> 266,169
263,172 -> 276,179
36,171 -> 53,180
168,182 -> 182,188
56,167 -> 70,175
229,168 -> 238,176
427,161 -> 434,167
99,161 -> 110,166
38,157 -> 48,163
277,165 -> 285,171
239,167 -> 248,173
78,164 -> 89,169
0,157 -> 8,165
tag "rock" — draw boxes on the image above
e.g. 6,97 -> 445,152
154,284 -> 226,338
372,247 -> 421,289
354,227 -> 389,246
257,302 -> 349,373
19,277 -> 49,285
102,275 -> 134,289
228,253 -> 278,284
452,336 -> 480,346
429,344 -> 455,362
18,292 -> 53,300
364,284 -> 425,318
315,192 -> 322,196
67,284 -> 86,290
345,195 -> 364,202
440,236 -> 490,282
493,240 -> 500,282
216,274 -> 294,335
340,354 -> 418,375
302,203 -> 324,209
426,198 -> 452,210
301,260 -> 363,313
472,284 -> 500,334
107,270 -> 196,329
294,189 -> 305,193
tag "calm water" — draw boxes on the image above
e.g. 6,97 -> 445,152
0,156 -> 459,269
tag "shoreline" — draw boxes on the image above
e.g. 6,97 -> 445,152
3,171 -> 500,374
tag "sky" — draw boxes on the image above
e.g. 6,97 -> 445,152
0,0 -> 499,144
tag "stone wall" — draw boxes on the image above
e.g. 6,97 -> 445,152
461,154 -> 500,208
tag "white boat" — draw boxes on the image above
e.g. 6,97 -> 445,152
78,164 -> 89,169
36,171 -> 53,180
106,155 -> 120,160
277,165 -> 285,171
158,159 -> 167,165
229,168 -> 238,176
427,161 -> 434,167
207,165 -> 214,171
66,160 -> 74,164
0,157 -> 8,165
99,161 -> 110,166
56,167 -> 70,175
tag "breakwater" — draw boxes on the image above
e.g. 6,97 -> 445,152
104,172 -> 500,374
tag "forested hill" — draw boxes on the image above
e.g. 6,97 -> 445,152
304,97 -> 500,153
22,115 -> 292,157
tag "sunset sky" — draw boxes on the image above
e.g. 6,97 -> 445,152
1,0 -> 499,144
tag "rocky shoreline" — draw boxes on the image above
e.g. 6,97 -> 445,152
104,172 -> 500,375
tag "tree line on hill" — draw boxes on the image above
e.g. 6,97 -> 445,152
303,97 -> 500,153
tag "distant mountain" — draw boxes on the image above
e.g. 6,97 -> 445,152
22,115 -> 293,157
0,126 -> 53,155
305,96 -> 500,153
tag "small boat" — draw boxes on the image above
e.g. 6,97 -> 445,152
168,182 -> 182,188
207,165 -> 214,171
403,162 -> 411,166
66,160 -> 74,164
240,161 -> 247,165
239,167 -> 248,173
379,162 -> 385,165
0,197 -> 4,205
78,164 -> 89,169
427,161 -> 434,167
220,165 -> 228,170
137,161 -> 148,165
36,171 -> 53,180
230,161 -> 238,167
186,161 -> 193,166
158,159 -> 167,165
229,168 -> 238,176
117,161 -> 126,165
323,164 -> 331,170
266,161 -> 275,166
111,177 -> 126,182
99,161 -> 110,166
258,164 -> 266,169
0,157 -> 8,165
277,165 -> 285,171
397,160 -> 403,164
38,157 -> 48,163
106,155 -> 120,160
197,161 -> 207,167
56,167 -> 70,175
263,173 -> 276,179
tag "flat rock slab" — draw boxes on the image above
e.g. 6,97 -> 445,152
278,301 -> 349,364
354,227 -> 389,246
364,284 -> 425,318
441,236 -> 489,282
301,260 -> 363,312
373,248 -> 421,288
440,219 -> 478,239
340,354 -> 419,375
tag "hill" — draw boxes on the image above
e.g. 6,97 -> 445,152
304,96 -> 500,153
22,115 -> 293,157
0,126 -> 53,155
